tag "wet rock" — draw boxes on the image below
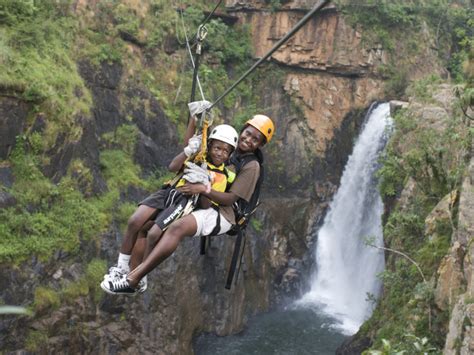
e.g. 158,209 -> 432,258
0,97 -> 29,159
125,85 -> 180,170
31,113 -> 47,134
336,334 -> 372,355
0,166 -> 13,188
0,191 -> 16,209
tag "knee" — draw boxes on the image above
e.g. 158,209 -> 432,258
167,220 -> 191,241
147,233 -> 157,247
147,224 -> 162,239
127,215 -> 143,233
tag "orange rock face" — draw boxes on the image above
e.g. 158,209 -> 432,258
227,3 -> 386,155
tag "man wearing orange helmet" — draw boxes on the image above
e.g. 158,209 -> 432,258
103,113 -> 275,295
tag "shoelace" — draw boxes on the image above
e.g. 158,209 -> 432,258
106,266 -> 128,279
110,277 -> 131,291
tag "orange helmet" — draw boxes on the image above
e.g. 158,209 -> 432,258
245,114 -> 275,143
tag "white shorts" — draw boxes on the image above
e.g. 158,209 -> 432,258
191,208 -> 233,237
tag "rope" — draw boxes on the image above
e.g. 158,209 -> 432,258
193,116 -> 209,163
178,7 -> 206,101
208,0 -> 331,110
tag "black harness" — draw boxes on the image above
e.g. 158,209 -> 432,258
200,149 -> 264,289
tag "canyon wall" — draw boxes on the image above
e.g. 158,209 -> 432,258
0,1 -> 451,353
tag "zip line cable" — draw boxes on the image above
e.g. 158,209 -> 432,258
208,0 -> 331,110
197,0 -> 224,35
179,7 -> 206,101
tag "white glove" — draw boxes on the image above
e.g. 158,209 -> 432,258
188,100 -> 214,126
188,100 -> 211,117
183,162 -> 211,188
183,134 -> 202,157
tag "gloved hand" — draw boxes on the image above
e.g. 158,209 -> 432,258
188,100 -> 213,126
183,162 -> 211,192
183,134 -> 202,157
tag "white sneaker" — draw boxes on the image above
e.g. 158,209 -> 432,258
100,275 -> 137,296
103,266 -> 127,282
137,276 -> 147,293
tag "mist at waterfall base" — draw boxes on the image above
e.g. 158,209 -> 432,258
194,103 -> 393,354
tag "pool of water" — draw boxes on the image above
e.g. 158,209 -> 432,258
194,306 -> 349,355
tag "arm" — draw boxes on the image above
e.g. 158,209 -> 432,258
177,183 -> 239,206
197,195 -> 212,209
178,161 -> 260,206
168,117 -> 199,172
183,116 -> 197,145
168,152 -> 188,172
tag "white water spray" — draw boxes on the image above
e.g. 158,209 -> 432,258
298,103 -> 392,335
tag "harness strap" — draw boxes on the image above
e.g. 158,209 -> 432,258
225,229 -> 245,290
209,206 -> 221,236
200,205 -> 221,254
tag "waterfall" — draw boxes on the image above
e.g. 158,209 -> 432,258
298,103 -> 392,335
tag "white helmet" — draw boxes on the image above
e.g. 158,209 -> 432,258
208,124 -> 238,149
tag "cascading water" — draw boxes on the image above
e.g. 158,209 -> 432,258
195,103 -> 393,354
298,102 -> 393,335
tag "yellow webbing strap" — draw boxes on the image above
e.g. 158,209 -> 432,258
164,117 -> 209,187
193,117 -> 209,164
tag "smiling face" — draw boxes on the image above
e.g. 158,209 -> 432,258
237,125 -> 265,153
208,139 -> 233,166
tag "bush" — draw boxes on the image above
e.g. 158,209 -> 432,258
33,286 -> 60,313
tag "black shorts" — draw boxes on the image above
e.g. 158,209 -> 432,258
140,187 -> 192,231
138,187 -> 171,210
154,191 -> 190,231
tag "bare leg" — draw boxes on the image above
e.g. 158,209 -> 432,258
144,223 -> 164,259
120,205 -> 158,255
130,234 -> 146,271
127,214 -> 198,288
129,220 -> 156,269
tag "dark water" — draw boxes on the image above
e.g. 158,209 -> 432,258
194,307 -> 349,355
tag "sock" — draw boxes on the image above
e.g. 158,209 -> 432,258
117,253 -> 130,272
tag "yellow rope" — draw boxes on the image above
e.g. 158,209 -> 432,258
193,118 -> 209,164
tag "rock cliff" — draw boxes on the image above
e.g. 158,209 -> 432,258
0,0 -> 458,354
442,136 -> 474,354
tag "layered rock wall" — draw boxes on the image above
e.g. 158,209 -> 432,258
442,142 -> 474,354
227,0 -> 385,156
0,1 -> 453,353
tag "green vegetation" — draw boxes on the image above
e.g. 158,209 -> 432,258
250,218 -> 263,233
0,5 -> 263,349
364,75 -> 472,351
62,259 -> 107,304
0,138 -> 106,263
141,5 -> 257,135
335,0 -> 473,97
25,329 -> 49,352
365,335 -> 439,354
33,286 -> 60,313
0,0 -> 92,148
0,0 -> 254,264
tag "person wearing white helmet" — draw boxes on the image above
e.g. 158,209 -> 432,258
101,115 -> 238,294
102,101 -> 275,295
